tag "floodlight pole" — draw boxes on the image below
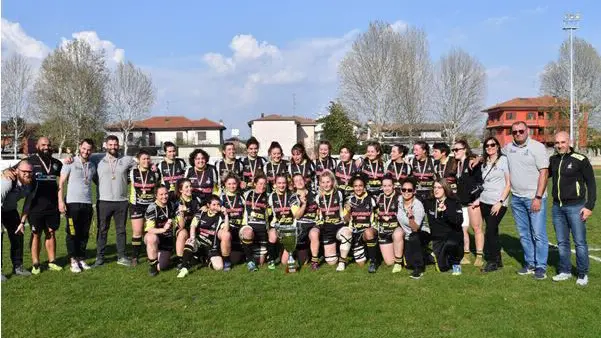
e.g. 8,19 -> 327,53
563,13 -> 580,147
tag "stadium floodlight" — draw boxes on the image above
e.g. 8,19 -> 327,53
562,13 -> 580,147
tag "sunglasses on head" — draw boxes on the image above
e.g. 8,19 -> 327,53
451,148 -> 465,152
512,129 -> 526,135
401,188 -> 414,193
485,143 -> 497,148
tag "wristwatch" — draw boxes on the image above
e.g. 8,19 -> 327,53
408,215 -> 415,220
535,195 -> 542,200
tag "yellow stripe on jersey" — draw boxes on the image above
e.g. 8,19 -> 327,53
144,220 -> 156,232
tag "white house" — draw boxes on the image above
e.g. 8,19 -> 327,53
248,114 -> 317,158
105,116 -> 226,158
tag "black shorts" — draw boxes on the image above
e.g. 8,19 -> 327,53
196,235 -> 220,258
378,227 -> 397,244
28,212 -> 60,234
248,223 -> 268,245
130,203 -> 150,220
296,222 -> 316,248
158,234 -> 174,252
322,222 -> 343,245
228,224 -> 242,251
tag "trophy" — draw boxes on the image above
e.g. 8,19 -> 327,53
277,222 -> 298,273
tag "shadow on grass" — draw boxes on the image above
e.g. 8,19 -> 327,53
499,234 -> 561,271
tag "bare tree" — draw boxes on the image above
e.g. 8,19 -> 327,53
432,47 -> 487,144
393,27 -> 432,144
107,61 -> 156,154
338,21 -> 401,140
1,54 -> 33,159
32,39 -> 108,155
540,37 -> 601,148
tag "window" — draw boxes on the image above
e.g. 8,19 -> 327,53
538,112 -> 544,119
527,112 -> 535,120
505,128 -> 511,135
546,112 -> 554,120
505,112 -> 515,120
539,128 -> 544,135
529,128 -> 534,135
176,132 -> 184,144
126,133 -> 134,143
197,131 -> 207,143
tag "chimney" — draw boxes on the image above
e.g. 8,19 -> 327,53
261,113 -> 265,118
219,119 -> 224,126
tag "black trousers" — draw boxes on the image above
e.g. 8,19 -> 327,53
1,209 -> 24,268
66,203 -> 93,259
96,201 -> 128,259
480,203 -> 507,264
404,232 -> 424,271
432,231 -> 463,272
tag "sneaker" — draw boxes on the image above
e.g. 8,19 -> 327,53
177,267 -> 189,278
149,264 -> 159,277
533,268 -> 547,280
452,264 -> 462,276
368,261 -> 377,273
131,257 -> 138,267
410,269 -> 424,280
176,262 -> 183,271
14,265 -> 32,276
460,253 -> 471,265
1,274 -> 7,282
336,261 -> 346,272
93,257 -> 105,268
576,274 -> 588,286
481,263 -> 499,273
552,272 -> 572,282
117,257 -> 132,267
30,265 -> 41,275
247,261 -> 258,272
311,261 -> 320,271
78,260 -> 91,271
70,261 -> 81,273
392,264 -> 403,274
48,262 -> 63,271
267,260 -> 276,270
223,261 -> 232,272
473,255 -> 484,267
517,266 -> 535,276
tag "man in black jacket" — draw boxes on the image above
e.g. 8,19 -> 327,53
549,131 -> 596,286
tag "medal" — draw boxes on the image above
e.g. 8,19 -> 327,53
383,216 -> 390,221
36,154 -> 52,174
108,156 -> 118,180
111,176 -> 116,180
170,183 -> 175,191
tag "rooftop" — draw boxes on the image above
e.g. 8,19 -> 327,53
482,95 -> 568,112
248,114 -> 317,127
106,116 -> 225,131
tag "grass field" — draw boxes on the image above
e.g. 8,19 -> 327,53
2,173 -> 601,338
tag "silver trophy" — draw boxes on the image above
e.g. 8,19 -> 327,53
277,222 -> 298,273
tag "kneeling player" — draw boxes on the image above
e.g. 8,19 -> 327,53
221,173 -> 246,266
240,175 -> 271,271
178,195 -> 231,278
290,173 -> 320,270
144,186 -> 176,276
174,179 -> 202,270
377,175 -> 404,272
316,171 -> 345,269
339,174 -> 379,273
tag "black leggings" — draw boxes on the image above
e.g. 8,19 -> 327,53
1,209 -> 24,268
432,231 -> 463,272
480,203 -> 507,264
404,232 -> 424,271
66,203 -> 94,259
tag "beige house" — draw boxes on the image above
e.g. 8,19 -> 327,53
248,114 -> 317,158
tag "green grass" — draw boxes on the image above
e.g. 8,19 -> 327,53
2,173 -> 601,338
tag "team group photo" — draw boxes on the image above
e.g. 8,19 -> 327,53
2,1 -> 601,337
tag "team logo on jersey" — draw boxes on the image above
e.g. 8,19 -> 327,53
567,163 -> 572,169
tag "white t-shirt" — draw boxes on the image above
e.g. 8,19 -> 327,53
480,155 -> 510,206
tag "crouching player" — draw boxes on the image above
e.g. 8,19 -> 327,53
316,171 -> 346,270
290,173 -> 320,270
377,175 -> 404,273
267,174 -> 294,270
221,173 -> 246,266
178,195 -> 232,278
144,186 -> 176,276
240,175 -> 271,272
339,174 -> 379,273
174,179 -> 203,270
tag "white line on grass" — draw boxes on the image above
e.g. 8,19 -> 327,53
549,242 -> 601,263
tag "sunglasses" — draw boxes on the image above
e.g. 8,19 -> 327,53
401,188 -> 414,193
512,129 -> 526,135
19,170 -> 33,174
451,148 -> 465,152
554,141 -> 567,145
485,143 -> 497,148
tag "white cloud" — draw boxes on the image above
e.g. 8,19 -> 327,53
390,20 -> 408,33
485,16 -> 513,27
61,31 -> 125,63
1,18 -> 50,59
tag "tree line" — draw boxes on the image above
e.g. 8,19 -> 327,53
2,39 -> 156,157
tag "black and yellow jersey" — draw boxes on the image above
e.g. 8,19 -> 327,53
316,189 -> 345,225
345,192 -> 377,230
376,191 -> 400,230
144,201 -> 176,234
241,156 -> 267,190
243,190 -> 271,226
360,159 -> 386,195
289,159 -> 316,189
268,190 -> 294,226
315,156 -> 337,179
216,158 -> 244,186
175,195 -> 202,229
221,191 -> 245,227
435,157 -> 458,194
549,150 -> 597,210
184,165 -> 219,201
290,190 -> 319,225
410,157 -> 437,197
190,208 -> 224,236
265,159 -> 290,192
129,167 -> 161,205
386,161 -> 411,193
158,158 -> 187,193
334,160 -> 358,195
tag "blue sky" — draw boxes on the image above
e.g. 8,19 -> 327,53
2,0 -> 600,137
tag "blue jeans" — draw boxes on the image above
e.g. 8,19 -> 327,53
552,202 -> 589,275
510,195 -> 548,270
